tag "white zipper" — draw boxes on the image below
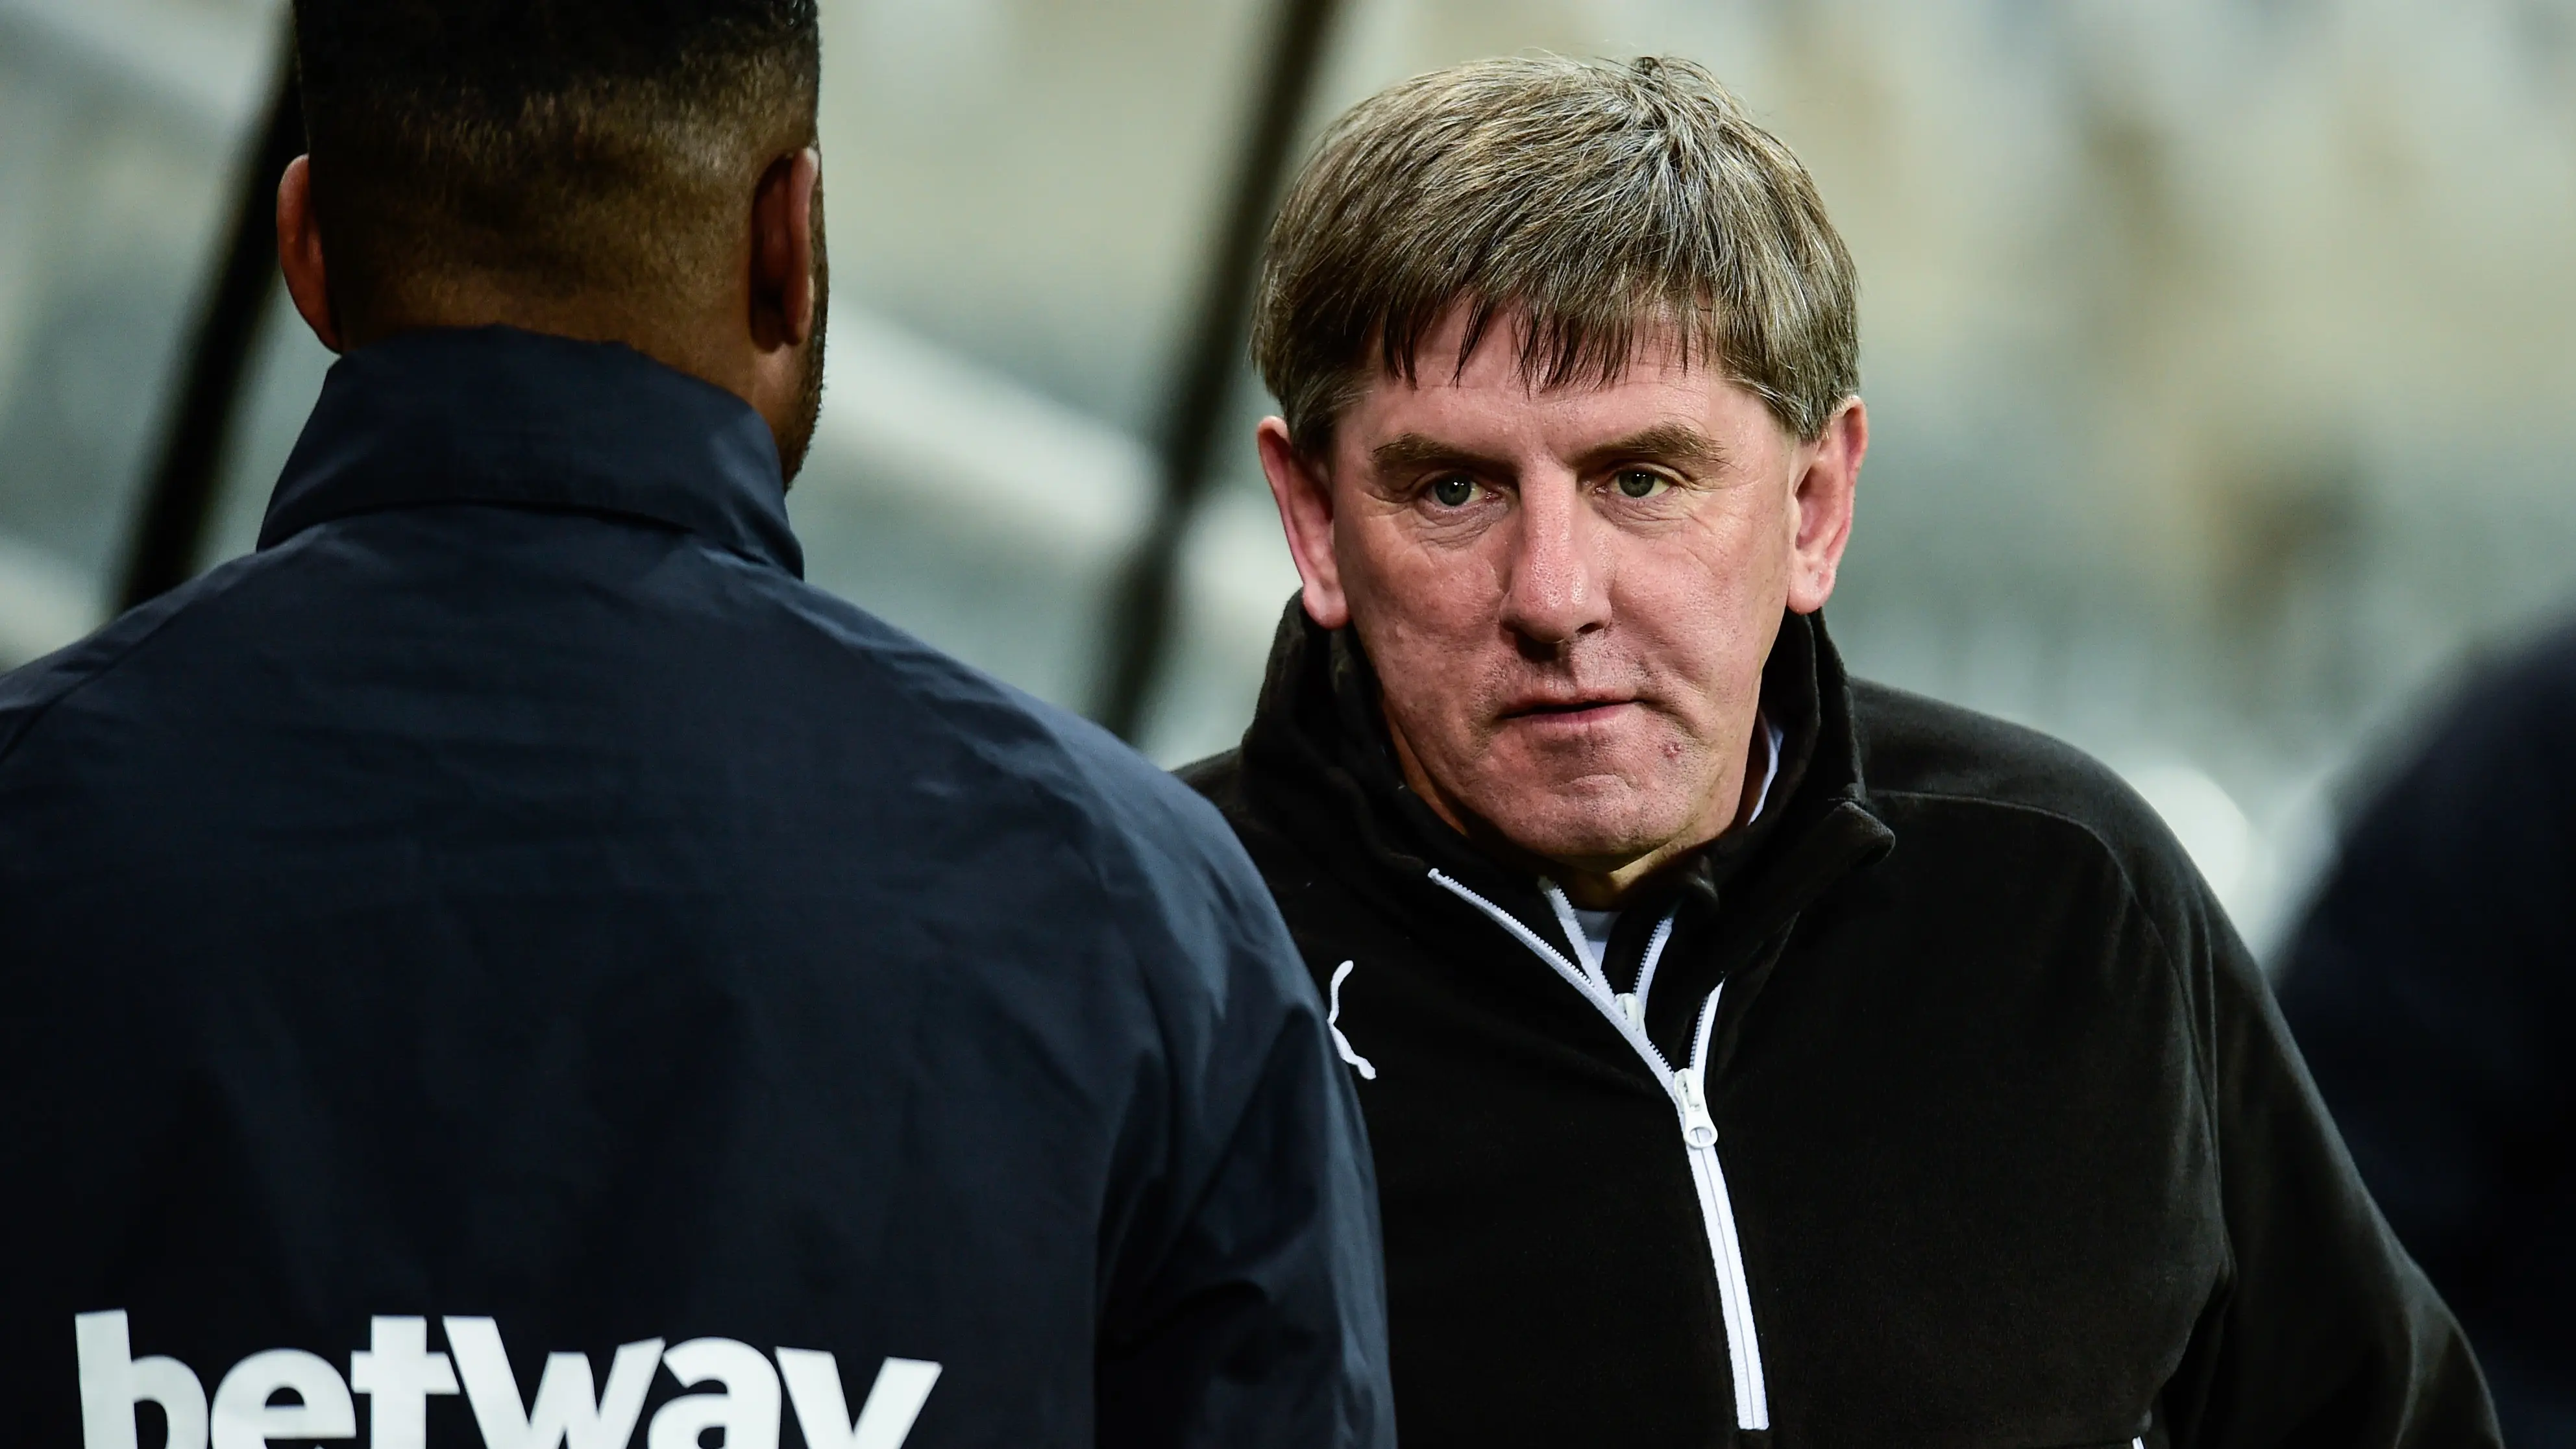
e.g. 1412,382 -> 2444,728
1543,882 -> 1616,997
1428,870 -> 1771,1431
1680,988 -> 1767,1429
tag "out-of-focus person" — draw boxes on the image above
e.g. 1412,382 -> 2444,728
0,3 -> 1393,1445
1184,53 -> 2498,1446
2281,619 -> 2576,1446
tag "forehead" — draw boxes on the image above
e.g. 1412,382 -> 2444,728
1334,307 -> 1782,462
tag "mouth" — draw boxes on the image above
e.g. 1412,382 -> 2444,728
1499,696 -> 1638,727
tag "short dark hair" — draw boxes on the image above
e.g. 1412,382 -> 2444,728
1255,56 -> 1858,456
294,0 -> 821,321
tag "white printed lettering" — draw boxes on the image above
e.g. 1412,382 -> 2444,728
778,1350 -> 942,1449
73,1312 -> 942,1449
211,1348 -> 355,1448
349,1315 -> 458,1449
445,1317 -> 661,1449
648,1338 -> 781,1449
76,1311 -> 208,1449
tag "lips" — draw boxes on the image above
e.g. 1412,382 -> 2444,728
1499,696 -> 1636,722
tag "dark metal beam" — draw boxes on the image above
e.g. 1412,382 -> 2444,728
117,32 -> 302,611
1094,0 -> 1344,742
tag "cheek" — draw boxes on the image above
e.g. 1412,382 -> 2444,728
1340,513 -> 1501,643
1617,528 -> 1787,701
1687,490 -> 1795,605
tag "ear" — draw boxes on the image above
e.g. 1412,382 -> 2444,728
748,148 -> 821,353
1257,417 -> 1349,629
1785,396 -> 1867,615
276,156 -> 343,354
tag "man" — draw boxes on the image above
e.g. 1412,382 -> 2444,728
1186,55 -> 2496,1446
0,5 -> 1391,1446
2280,618 -> 2576,1446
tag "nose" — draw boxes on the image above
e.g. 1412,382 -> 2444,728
1498,474 -> 1612,653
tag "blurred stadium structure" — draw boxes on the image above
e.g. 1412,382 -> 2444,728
3,0 -> 2573,960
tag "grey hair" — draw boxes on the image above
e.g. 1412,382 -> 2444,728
1253,55 -> 1859,455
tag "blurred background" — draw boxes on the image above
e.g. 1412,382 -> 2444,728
3,0 -> 2573,964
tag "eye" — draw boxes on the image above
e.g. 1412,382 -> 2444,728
1429,475 -> 1478,508
1614,469 -> 1670,499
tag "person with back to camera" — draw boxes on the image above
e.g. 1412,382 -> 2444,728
1183,54 -> 2499,1446
0,4 -> 1394,1446
2276,618 -> 2576,1447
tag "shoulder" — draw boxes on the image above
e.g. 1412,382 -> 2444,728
1851,679 -> 2203,919
0,550 -> 280,771
2283,618 -> 2576,975
2477,613 -> 2576,714
790,573 -> 1242,827
2377,616 -> 2576,807
1849,681 -> 2259,1066
1174,746 -> 1310,883
1175,748 -> 1247,813
756,572 -> 1275,933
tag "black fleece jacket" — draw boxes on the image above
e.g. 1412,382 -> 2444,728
1183,603 -> 2497,1448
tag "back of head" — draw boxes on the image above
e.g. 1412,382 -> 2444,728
1255,55 -> 1858,457
293,0 -> 821,339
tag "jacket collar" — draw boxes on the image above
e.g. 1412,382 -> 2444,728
258,326 -> 803,576
1236,600 -> 1895,1050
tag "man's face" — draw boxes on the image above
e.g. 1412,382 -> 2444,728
1259,308 -> 1865,899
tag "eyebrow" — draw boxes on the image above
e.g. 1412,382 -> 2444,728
1369,433 -> 1513,476
1569,422 -> 1729,475
1366,423 -> 1730,480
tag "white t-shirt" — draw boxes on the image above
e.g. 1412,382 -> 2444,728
1573,907 -> 1620,968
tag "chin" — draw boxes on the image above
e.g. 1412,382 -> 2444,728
1472,788 -> 1689,871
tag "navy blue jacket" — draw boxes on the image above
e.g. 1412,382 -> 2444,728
2281,620 -> 2576,1446
0,327 -> 1393,1449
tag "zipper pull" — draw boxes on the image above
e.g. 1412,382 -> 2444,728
1617,992 -> 1642,1026
1674,1067 -> 1719,1148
